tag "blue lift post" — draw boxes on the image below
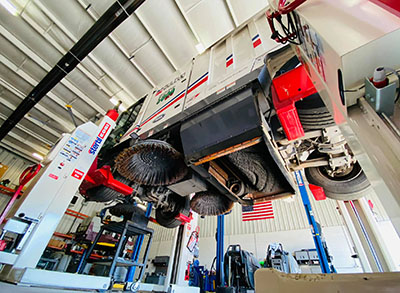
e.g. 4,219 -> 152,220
125,203 -> 153,282
294,170 -> 333,274
216,214 -> 225,287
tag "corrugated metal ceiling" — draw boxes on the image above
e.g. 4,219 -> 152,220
0,0 -> 269,161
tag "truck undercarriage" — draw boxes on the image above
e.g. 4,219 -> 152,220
79,45 -> 370,228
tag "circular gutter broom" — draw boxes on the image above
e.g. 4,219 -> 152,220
190,191 -> 234,216
115,139 -> 188,186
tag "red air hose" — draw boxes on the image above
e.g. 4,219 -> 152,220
0,164 -> 41,225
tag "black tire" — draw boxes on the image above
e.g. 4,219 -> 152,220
296,93 -> 335,130
155,193 -> 190,228
109,203 -> 136,218
226,147 -> 276,193
85,174 -> 130,202
305,162 -> 371,200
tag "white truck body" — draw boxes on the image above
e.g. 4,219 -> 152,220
121,12 -> 280,141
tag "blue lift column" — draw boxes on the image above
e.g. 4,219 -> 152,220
216,214 -> 225,287
294,170 -> 333,274
125,203 -> 153,282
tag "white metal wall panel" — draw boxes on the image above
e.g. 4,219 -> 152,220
180,0 -> 235,48
4,128 -> 48,155
0,193 -> 10,215
232,26 -> 255,71
77,1 -> 174,87
184,50 -> 210,109
226,0 -> 268,26
210,40 -> 228,86
135,0 -> 198,69
18,0 -> 123,112
198,226 -> 363,273
365,190 -> 390,222
148,221 -> 177,242
112,15 -> 151,55
55,195 -> 108,235
0,147 -> 34,186
0,63 -> 32,96
38,0 -> 92,41
0,34 -> 25,66
198,195 -> 343,238
0,147 -> 34,212
132,40 -> 175,85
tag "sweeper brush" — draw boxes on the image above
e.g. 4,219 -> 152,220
115,139 -> 188,186
190,191 -> 234,216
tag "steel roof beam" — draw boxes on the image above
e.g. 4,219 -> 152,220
0,113 -> 54,146
0,95 -> 61,138
77,0 -> 156,88
34,0 -> 140,104
0,25 -> 106,116
0,0 -> 147,142
135,13 -> 179,70
0,54 -> 88,123
5,131 -> 49,155
0,78 -> 75,132
0,141 -> 39,163
18,7 -> 121,108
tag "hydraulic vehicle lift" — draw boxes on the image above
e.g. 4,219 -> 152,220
337,198 -> 398,273
0,110 -> 120,290
294,170 -> 335,274
216,215 -> 225,288
214,170 -> 335,286
125,203 -> 153,290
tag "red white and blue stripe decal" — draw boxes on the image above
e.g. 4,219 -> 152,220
226,54 -> 233,68
252,34 -> 262,48
125,72 -> 209,136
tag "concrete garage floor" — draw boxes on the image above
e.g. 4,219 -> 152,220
0,281 -> 93,292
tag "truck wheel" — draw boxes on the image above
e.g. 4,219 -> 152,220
85,174 -> 130,202
109,203 -> 136,218
226,146 -> 276,193
155,193 -> 190,228
304,162 -> 371,200
296,93 -> 335,130
190,191 -> 234,216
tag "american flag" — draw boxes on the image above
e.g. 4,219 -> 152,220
242,201 -> 274,221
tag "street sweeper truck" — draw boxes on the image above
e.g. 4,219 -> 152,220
79,8 -> 375,228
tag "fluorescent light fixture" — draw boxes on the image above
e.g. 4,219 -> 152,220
195,43 -> 205,54
32,153 -> 44,161
0,0 -> 18,15
109,97 -> 118,105
119,104 -> 127,112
